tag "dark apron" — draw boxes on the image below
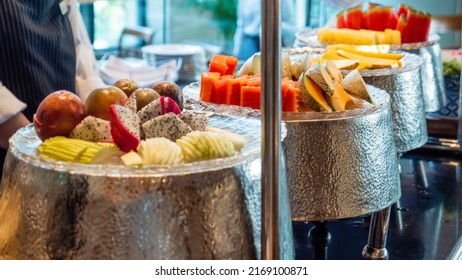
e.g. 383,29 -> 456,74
0,0 -> 77,179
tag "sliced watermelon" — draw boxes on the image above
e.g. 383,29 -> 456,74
336,11 -> 346,29
368,2 -> 381,10
344,5 -> 363,30
396,13 -> 407,41
366,6 -> 396,31
397,4 -> 409,18
418,12 -> 432,42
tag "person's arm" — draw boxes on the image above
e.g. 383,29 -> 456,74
0,82 -> 30,149
67,0 -> 104,102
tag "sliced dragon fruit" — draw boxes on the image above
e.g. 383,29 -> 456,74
178,111 -> 209,131
137,96 -> 181,123
109,104 -> 141,152
123,90 -> 138,113
69,116 -> 113,143
142,113 -> 192,141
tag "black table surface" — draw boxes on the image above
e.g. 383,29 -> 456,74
293,148 -> 462,260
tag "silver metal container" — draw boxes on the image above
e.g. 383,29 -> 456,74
282,87 -> 401,221
359,53 -> 426,153
0,114 -> 294,260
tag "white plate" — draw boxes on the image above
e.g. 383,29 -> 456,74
142,44 -> 205,56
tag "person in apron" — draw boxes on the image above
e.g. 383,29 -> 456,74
0,0 -> 103,180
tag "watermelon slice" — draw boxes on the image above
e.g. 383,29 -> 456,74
344,5 -> 362,30
367,6 -> 396,31
396,14 -> 407,41
397,4 -> 409,18
336,11 -> 346,29
368,2 -> 381,10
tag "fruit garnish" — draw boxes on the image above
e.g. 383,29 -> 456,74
109,104 -> 141,152
37,136 -> 93,162
79,142 -> 121,164
179,111 -> 208,131
205,126 -> 247,152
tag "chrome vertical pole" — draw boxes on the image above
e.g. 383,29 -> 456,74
261,0 -> 281,260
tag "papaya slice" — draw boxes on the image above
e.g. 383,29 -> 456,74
212,75 -> 233,104
240,86 -> 261,109
209,55 -> 239,76
200,72 -> 220,102
226,75 -> 248,106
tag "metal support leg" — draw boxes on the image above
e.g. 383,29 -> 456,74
362,206 -> 392,260
308,221 -> 330,260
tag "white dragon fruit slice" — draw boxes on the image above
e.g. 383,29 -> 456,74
142,113 -> 192,141
137,96 -> 181,123
109,104 -> 141,152
69,116 -> 113,143
178,111 -> 209,131
123,90 -> 138,113
137,137 -> 184,165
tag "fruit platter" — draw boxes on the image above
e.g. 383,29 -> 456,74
184,53 -> 401,221
294,2 -> 446,113
0,79 -> 295,260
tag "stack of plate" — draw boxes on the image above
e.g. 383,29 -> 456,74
142,44 -> 206,82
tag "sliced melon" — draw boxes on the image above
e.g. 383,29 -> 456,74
298,73 -> 332,112
341,70 -> 375,104
79,143 -> 122,164
326,80 -> 357,111
332,59 -> 360,70
281,51 -> 292,78
306,62 -> 336,96
291,53 -> 311,80
324,60 -> 343,82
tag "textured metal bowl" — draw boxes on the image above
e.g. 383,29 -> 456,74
282,87 -> 401,221
183,84 -> 401,222
0,115 -> 294,260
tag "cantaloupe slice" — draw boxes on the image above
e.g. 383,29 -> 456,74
327,80 -> 357,111
324,60 -> 343,82
341,70 -> 375,104
291,53 -> 311,80
332,59 -> 360,70
306,62 -> 336,96
298,73 -> 332,112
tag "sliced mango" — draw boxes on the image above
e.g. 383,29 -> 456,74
336,50 -> 402,69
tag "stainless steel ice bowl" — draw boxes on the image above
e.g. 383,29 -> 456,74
282,87 -> 401,221
0,114 -> 294,260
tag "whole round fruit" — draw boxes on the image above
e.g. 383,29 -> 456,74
152,81 -> 183,110
85,86 -> 127,120
113,79 -> 139,97
34,90 -> 87,141
133,88 -> 160,111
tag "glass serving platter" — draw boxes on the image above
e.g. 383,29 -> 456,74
9,113 -> 262,177
295,27 -> 440,51
183,82 -> 390,122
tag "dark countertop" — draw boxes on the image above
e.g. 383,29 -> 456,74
293,149 -> 462,260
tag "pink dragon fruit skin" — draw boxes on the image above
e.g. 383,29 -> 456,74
142,113 -> 192,141
109,104 -> 141,152
137,96 -> 181,123
178,111 -> 208,131
70,116 -> 113,142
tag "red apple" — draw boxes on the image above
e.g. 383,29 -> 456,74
34,90 -> 87,141
85,86 -> 127,120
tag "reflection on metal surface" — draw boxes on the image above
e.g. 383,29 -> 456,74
362,207 -> 391,260
448,235 -> 462,260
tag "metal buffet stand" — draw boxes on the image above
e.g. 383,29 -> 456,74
260,0 -> 281,259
